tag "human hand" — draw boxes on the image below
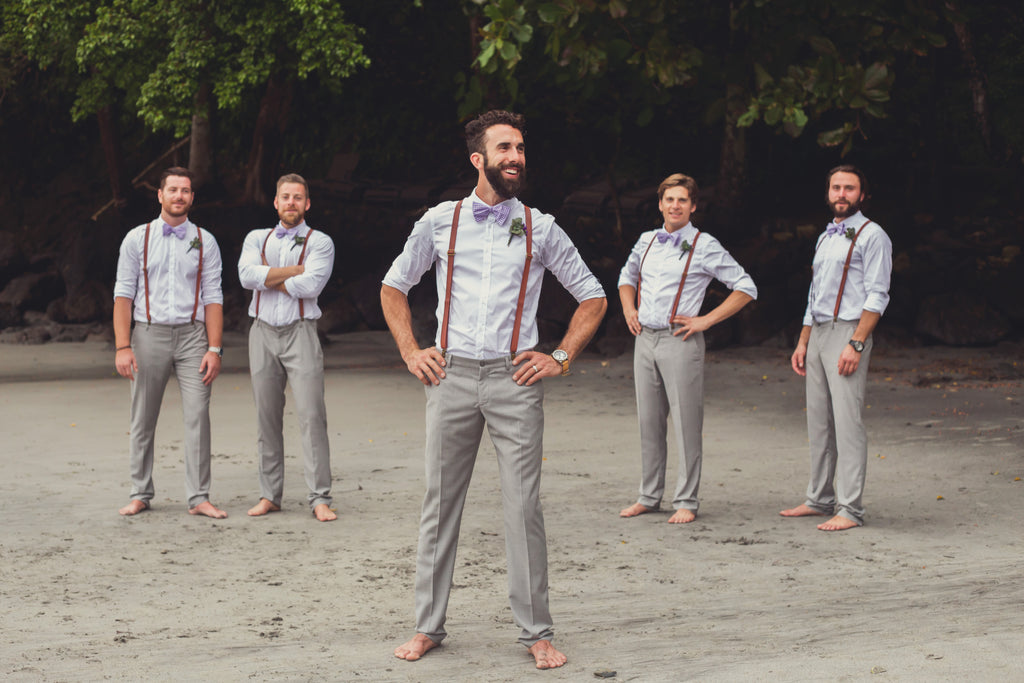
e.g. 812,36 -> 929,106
200,351 -> 221,385
405,347 -> 446,386
115,348 -> 138,381
511,351 -> 559,386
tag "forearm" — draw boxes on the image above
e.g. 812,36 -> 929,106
558,297 -> 607,361
618,285 -> 637,317
381,285 -> 422,359
702,290 -> 752,328
851,311 -> 881,343
264,265 -> 303,289
796,324 -> 811,347
113,297 -> 133,347
204,304 -> 223,347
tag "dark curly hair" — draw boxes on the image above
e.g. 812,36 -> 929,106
465,110 -> 526,156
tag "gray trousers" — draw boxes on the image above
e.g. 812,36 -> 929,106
632,328 -> 705,512
248,319 -> 332,510
415,354 -> 552,647
128,322 -> 212,508
803,320 -> 872,525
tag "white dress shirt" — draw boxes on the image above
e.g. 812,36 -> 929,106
383,191 -> 606,359
113,218 -> 223,324
238,221 -> 335,325
618,223 -> 757,329
802,211 -> 892,325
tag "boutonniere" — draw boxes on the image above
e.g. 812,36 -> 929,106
678,240 -> 692,259
844,227 -> 857,240
187,237 -> 201,253
507,217 -> 525,246
291,235 -> 306,251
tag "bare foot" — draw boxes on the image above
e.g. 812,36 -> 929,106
247,498 -> 281,517
188,501 -> 228,519
394,633 -> 439,661
620,502 -> 654,518
313,503 -> 337,522
118,500 -> 149,516
528,640 -> 567,669
779,503 -> 826,518
667,508 -> 696,524
817,515 -> 859,531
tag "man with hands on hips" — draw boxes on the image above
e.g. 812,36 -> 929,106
381,110 -> 606,669
618,173 -> 756,525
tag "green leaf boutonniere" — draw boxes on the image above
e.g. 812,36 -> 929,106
844,227 -> 857,240
678,240 -> 693,260
291,235 -> 307,251
507,217 -> 525,246
187,237 -> 201,253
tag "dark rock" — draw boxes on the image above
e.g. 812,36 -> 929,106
914,292 -> 1010,345
0,272 -> 64,312
0,302 -> 23,328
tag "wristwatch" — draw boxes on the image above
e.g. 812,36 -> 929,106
208,346 -> 223,358
848,339 -> 865,353
551,349 -> 570,376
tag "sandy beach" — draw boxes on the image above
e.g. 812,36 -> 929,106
2,332 -> 1022,682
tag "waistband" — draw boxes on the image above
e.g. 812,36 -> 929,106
444,351 -> 534,370
252,317 -> 316,331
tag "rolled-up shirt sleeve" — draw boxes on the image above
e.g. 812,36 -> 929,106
617,235 -> 647,290
539,214 -> 606,302
702,236 -> 757,299
861,229 -> 892,315
199,230 -> 224,305
113,229 -> 141,301
382,211 -> 438,294
238,230 -> 272,292
284,232 -> 334,299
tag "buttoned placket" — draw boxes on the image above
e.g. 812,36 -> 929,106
163,229 -> 180,318
271,236 -> 292,321
476,216 -> 495,358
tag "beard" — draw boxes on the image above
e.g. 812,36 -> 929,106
483,155 -> 525,200
278,208 -> 305,228
828,196 -> 861,219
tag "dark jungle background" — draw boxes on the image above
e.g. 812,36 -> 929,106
2,0 -> 1021,353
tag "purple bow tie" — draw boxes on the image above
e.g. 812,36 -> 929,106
472,201 -> 511,226
275,226 -> 299,239
826,222 -> 846,237
163,223 -> 187,240
656,230 -> 681,246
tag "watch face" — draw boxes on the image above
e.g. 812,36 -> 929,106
552,350 -> 568,362
850,340 -> 864,352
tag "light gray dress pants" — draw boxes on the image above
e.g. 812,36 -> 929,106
803,320 -> 872,525
128,322 -> 212,508
415,354 -> 552,647
248,319 -> 332,510
633,327 -> 705,512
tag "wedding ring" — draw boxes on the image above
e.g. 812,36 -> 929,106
532,365 -> 539,372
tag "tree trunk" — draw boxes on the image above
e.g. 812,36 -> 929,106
96,106 -> 128,209
243,74 -> 294,205
945,2 -> 992,153
189,82 -> 215,190
714,83 -> 748,236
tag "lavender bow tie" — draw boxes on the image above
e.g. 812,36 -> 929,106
275,226 -> 299,239
163,223 -> 186,240
472,202 -> 511,226
826,222 -> 846,237
656,230 -> 680,246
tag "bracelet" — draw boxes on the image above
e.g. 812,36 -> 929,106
116,345 -> 131,351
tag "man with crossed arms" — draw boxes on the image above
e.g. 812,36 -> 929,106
782,164 -> 892,531
113,166 -> 227,518
238,173 -> 337,522
381,110 -> 606,669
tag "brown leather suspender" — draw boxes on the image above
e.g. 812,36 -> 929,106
438,201 -> 462,355
439,201 -> 533,358
832,219 -> 871,322
508,208 -> 533,358
635,230 -> 702,326
142,221 -> 203,324
255,228 -> 315,319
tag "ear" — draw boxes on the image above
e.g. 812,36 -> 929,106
470,152 -> 484,171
